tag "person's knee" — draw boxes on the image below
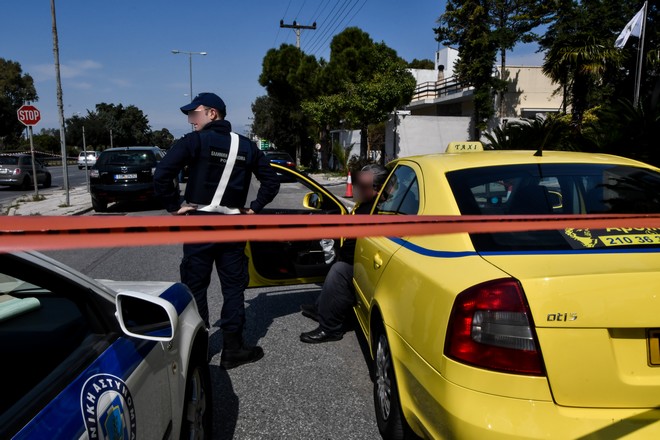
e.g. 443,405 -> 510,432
325,262 -> 353,288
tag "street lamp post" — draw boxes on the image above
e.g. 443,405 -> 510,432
74,111 -> 91,193
171,49 -> 207,102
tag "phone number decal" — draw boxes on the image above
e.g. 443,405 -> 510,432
599,234 -> 660,246
563,228 -> 660,249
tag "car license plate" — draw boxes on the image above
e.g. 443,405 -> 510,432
647,329 -> 660,366
114,173 -> 137,180
0,169 -> 8,174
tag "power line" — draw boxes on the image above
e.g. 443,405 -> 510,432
310,0 -> 368,57
305,0 -> 355,55
305,0 -> 353,53
302,0 -> 348,52
294,0 -> 307,20
310,0 -> 331,24
282,0 -> 293,17
273,0 -> 294,47
311,0 -> 362,55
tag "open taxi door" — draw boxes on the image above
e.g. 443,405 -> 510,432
246,163 -> 349,287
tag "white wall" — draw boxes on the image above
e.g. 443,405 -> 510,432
436,47 -> 459,78
385,115 -> 471,159
408,68 -> 437,85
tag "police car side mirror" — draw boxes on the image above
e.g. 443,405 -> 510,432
115,291 -> 178,342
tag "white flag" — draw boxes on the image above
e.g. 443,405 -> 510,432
615,5 -> 645,48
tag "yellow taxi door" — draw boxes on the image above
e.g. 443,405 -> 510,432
246,164 -> 349,287
353,163 -> 423,333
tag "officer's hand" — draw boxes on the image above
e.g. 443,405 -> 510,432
175,205 -> 197,215
241,208 -> 255,215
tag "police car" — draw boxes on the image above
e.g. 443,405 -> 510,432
0,251 -> 211,439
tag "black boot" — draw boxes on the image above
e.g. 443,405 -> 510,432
220,330 -> 264,369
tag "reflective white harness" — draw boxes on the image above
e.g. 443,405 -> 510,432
197,132 -> 241,214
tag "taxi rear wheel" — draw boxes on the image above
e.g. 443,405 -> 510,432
373,329 -> 413,440
180,358 -> 212,440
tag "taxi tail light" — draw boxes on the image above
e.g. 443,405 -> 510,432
13,168 -> 21,175
444,279 -> 545,376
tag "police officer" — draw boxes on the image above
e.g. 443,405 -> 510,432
154,92 -> 280,369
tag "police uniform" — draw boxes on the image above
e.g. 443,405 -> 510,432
154,95 -> 279,368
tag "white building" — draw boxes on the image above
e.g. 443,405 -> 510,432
384,47 -> 564,159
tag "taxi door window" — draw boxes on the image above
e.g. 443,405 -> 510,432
377,165 -> 419,215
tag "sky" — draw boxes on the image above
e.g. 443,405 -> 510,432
2,0 -> 544,141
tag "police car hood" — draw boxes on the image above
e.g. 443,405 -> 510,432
97,279 -> 176,297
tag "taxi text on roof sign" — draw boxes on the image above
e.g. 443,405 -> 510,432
446,141 -> 484,153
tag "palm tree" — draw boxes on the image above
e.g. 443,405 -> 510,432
542,36 -> 622,130
587,98 -> 660,165
485,115 -> 573,152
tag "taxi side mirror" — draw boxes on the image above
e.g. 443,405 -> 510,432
303,192 -> 323,210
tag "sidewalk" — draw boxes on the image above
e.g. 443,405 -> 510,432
5,185 -> 93,216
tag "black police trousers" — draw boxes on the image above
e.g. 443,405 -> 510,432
180,240 -> 249,331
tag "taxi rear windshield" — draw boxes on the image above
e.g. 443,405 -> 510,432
446,163 -> 660,251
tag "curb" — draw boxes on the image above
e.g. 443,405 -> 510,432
6,186 -> 93,216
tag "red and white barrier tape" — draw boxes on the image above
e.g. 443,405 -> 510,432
1,214 -> 660,252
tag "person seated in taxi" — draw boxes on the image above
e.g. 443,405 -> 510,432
299,163 -> 388,343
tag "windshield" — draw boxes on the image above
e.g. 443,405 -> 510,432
97,151 -> 156,167
446,163 -> 660,251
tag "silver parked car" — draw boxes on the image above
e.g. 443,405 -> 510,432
0,154 -> 51,189
77,150 -> 101,169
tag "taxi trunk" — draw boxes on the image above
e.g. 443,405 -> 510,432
482,250 -> 660,408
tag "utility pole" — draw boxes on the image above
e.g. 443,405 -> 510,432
279,20 -> 316,49
279,20 -> 317,166
51,0 -> 69,205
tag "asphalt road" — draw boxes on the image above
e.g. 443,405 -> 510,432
49,163 -> 90,188
46,205 -> 381,439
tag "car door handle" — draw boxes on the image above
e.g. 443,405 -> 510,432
373,254 -> 383,269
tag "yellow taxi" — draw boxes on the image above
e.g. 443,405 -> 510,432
249,148 -> 660,439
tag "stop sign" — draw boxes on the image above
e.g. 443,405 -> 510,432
17,105 -> 41,126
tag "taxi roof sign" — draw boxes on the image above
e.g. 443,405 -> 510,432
446,141 -> 484,153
